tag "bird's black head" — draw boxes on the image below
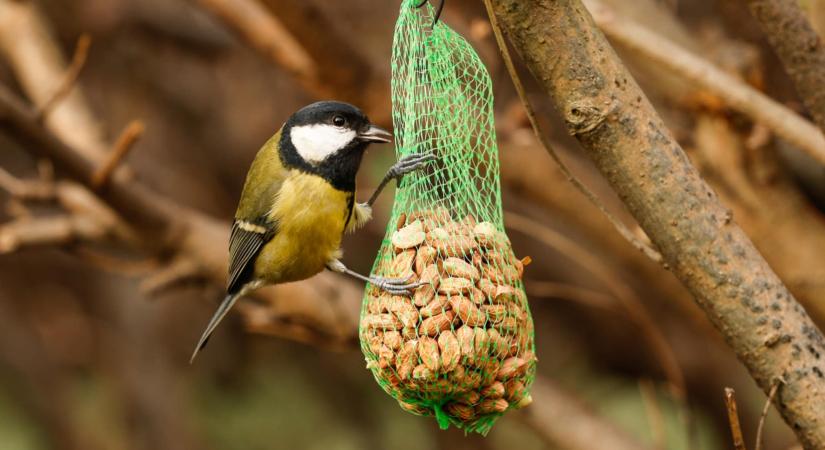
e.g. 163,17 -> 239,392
279,101 -> 391,191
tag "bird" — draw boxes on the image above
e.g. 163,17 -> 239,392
190,101 -> 434,362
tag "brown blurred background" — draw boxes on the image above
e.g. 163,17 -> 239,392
1,0 -> 824,449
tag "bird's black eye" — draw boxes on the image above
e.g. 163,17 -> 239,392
332,115 -> 347,127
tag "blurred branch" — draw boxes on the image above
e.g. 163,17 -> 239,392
261,0 -> 391,123
0,215 -> 105,253
742,0 -> 825,135
583,0 -> 825,167
91,119 -> 145,189
139,256 -> 202,296
0,167 -> 140,253
489,1 -> 825,447
527,280 -> 617,311
193,0 -> 391,123
34,33 -> 91,121
522,378 -> 654,450
192,0 -> 318,83
0,0 -> 107,159
0,165 -> 54,200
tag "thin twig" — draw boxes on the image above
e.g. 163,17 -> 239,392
527,280 -> 618,311
34,33 -> 91,121
725,387 -> 748,450
481,0 -> 663,265
140,257 -> 203,296
91,120 -> 145,189
755,377 -> 784,450
0,166 -> 25,196
0,166 -> 54,199
0,215 -> 104,253
72,246 -> 160,277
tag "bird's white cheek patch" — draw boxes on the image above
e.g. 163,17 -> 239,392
290,124 -> 356,164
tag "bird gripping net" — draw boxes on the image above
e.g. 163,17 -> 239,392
359,0 -> 536,435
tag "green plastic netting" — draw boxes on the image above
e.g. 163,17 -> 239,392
358,0 -> 536,435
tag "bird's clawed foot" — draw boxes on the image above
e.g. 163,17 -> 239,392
366,153 -> 437,207
370,273 -> 425,295
388,153 -> 437,181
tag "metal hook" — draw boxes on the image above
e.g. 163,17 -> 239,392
415,0 -> 445,27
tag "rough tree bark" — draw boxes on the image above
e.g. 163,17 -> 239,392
489,0 -> 825,448
742,0 -> 825,136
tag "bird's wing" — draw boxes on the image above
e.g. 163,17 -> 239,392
227,131 -> 286,294
226,219 -> 276,294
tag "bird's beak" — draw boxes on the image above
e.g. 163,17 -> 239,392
358,125 -> 392,143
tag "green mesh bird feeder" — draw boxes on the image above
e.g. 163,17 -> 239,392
359,0 -> 536,435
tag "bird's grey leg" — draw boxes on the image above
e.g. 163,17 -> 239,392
326,259 -> 424,295
366,153 -> 436,207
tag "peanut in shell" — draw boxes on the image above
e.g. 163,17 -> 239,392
438,277 -> 473,295
438,330 -> 461,372
449,295 -> 487,327
480,381 -> 505,399
443,257 -> 480,281
392,220 -> 426,249
419,295 -> 450,318
418,337 -> 441,372
476,398 -> 508,414
419,311 -> 455,336
446,402 -> 475,421
363,313 -> 403,330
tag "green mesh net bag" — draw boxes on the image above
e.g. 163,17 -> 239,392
358,0 -> 536,435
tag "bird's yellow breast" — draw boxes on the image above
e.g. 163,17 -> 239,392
253,171 -> 352,283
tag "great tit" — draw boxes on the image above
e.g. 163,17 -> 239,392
191,101 -> 434,361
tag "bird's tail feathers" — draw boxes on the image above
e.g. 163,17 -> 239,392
190,293 -> 240,363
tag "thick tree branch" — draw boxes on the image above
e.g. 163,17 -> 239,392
742,0 -> 825,136
489,1 -> 825,448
